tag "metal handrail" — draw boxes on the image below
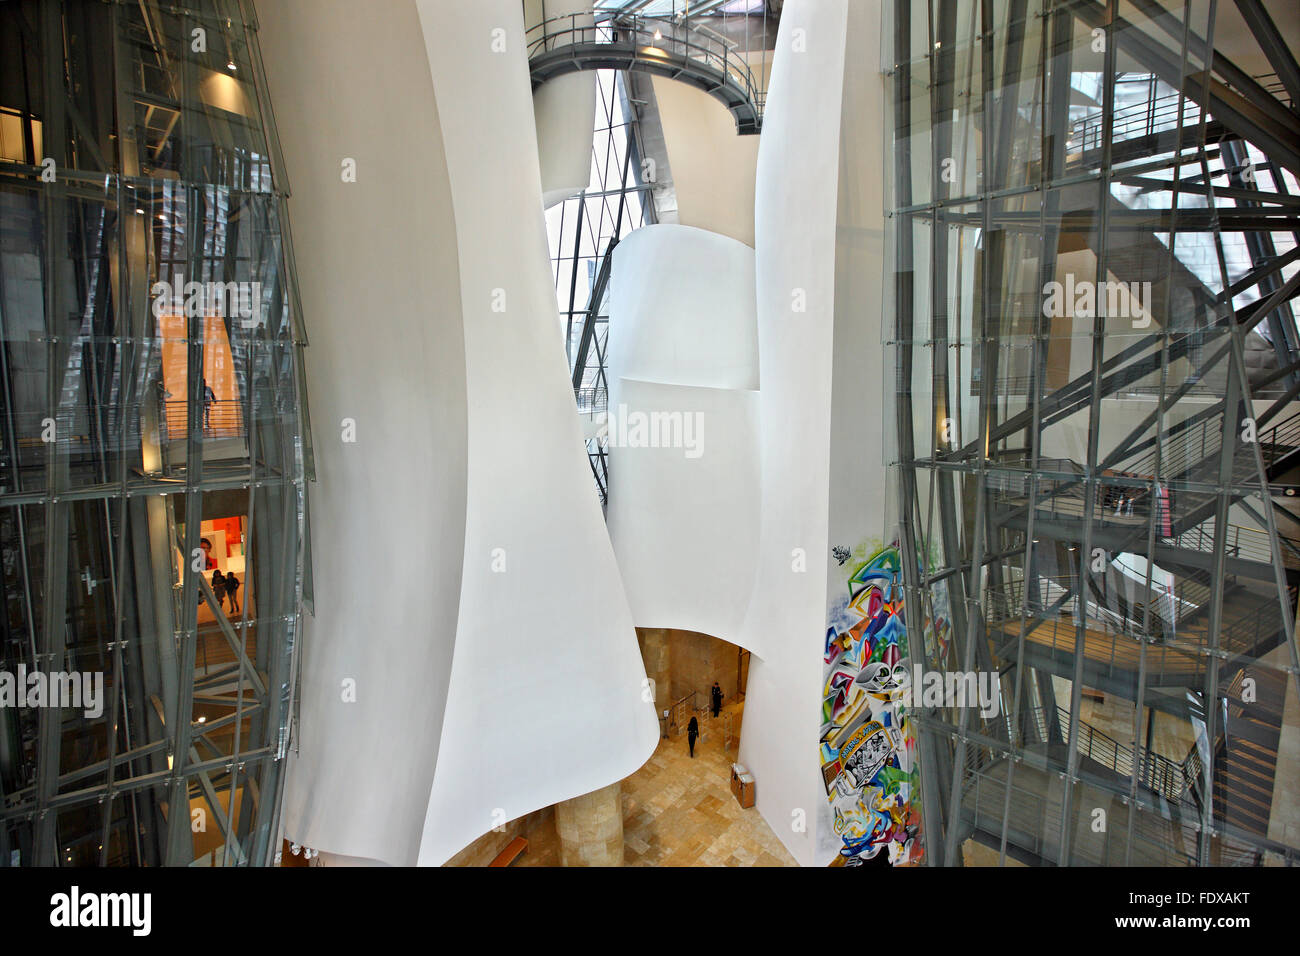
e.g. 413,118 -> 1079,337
992,704 -> 1189,802
1070,82 -> 1205,154
161,398 -> 243,440
525,13 -> 764,123
575,387 -> 607,415
1122,407 -> 1300,481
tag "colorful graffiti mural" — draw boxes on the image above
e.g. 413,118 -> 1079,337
821,543 -> 922,866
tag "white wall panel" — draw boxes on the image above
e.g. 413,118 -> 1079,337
651,73 -> 760,246
605,224 -> 759,648
607,225 -> 758,391
524,1 -> 597,207
606,380 -> 760,643
817,0 -> 910,868
735,0 -> 850,868
257,0 -> 468,867
414,0 -> 659,866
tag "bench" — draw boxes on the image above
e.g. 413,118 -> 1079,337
489,836 -> 528,867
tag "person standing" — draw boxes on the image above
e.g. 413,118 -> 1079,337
687,715 -> 699,758
211,568 -> 226,611
711,681 -> 723,718
225,572 -> 241,614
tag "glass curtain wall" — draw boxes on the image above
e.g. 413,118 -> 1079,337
886,0 -> 1300,866
546,68 -> 654,506
0,0 -> 311,867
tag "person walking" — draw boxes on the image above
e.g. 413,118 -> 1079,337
711,681 -> 722,718
202,379 -> 217,432
687,715 -> 699,758
211,568 -> 226,611
225,572 -> 241,614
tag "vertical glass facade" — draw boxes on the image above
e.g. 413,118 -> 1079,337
546,68 -> 655,506
887,0 -> 1300,865
0,0 -> 311,866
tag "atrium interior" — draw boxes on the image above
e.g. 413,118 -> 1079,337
0,0 -> 1298,872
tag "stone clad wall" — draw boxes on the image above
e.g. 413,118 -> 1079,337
555,783 -> 625,867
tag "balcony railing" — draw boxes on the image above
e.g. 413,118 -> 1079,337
161,399 -> 244,441
526,13 -> 765,131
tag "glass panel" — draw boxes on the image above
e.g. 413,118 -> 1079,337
0,0 -> 309,868
887,0 -> 1300,867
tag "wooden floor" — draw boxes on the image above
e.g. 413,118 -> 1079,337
997,618 -> 1203,680
996,585 -> 1287,683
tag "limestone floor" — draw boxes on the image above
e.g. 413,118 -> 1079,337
515,701 -> 797,867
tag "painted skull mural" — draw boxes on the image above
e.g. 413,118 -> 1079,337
821,543 -> 923,866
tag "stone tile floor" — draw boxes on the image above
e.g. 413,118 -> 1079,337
516,701 -> 797,867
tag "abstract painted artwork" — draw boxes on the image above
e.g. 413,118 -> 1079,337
821,543 -> 923,866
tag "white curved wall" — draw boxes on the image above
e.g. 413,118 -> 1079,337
735,0 -> 851,868
261,0 -> 656,868
651,73 -> 759,246
257,0 -> 467,867
536,74 -> 597,207
414,0 -> 659,866
817,0 -> 900,867
525,1 -> 597,207
608,225 -> 758,391
605,225 -> 759,647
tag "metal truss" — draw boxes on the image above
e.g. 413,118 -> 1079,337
889,0 -> 1300,867
0,0 -> 310,867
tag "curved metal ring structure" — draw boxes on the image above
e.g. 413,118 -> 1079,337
527,14 -> 765,135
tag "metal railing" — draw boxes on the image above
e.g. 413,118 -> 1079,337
525,13 -> 765,125
575,387 -> 607,416
982,702 -> 1190,803
1219,585 -> 1297,656
161,399 -> 243,441
985,575 -> 1163,640
985,572 -> 1292,654
668,690 -> 704,737
1039,705 -> 1189,802
1070,82 -> 1205,155
1122,407 -> 1300,482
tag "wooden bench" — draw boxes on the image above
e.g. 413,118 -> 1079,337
489,836 -> 528,867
